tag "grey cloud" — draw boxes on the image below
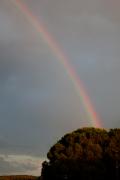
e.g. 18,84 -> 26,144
0,157 -> 35,174
0,154 -> 43,175
0,0 -> 120,175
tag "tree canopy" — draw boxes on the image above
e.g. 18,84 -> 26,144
41,128 -> 120,180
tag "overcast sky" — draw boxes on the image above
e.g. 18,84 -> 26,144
0,0 -> 120,175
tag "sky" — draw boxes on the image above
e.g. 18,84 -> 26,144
0,0 -> 120,176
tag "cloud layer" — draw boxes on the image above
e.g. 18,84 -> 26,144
0,0 -> 120,175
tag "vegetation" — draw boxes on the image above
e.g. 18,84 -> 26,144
41,127 -> 120,180
1,128 -> 120,180
0,175 -> 38,180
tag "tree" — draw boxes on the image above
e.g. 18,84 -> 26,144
41,127 -> 120,180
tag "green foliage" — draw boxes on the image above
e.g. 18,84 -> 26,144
42,127 -> 120,180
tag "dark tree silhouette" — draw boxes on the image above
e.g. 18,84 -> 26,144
41,128 -> 120,180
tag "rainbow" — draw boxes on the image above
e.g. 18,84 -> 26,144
10,0 -> 102,128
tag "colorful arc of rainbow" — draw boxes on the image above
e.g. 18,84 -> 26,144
11,0 -> 102,128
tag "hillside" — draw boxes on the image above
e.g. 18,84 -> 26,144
0,175 -> 40,180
